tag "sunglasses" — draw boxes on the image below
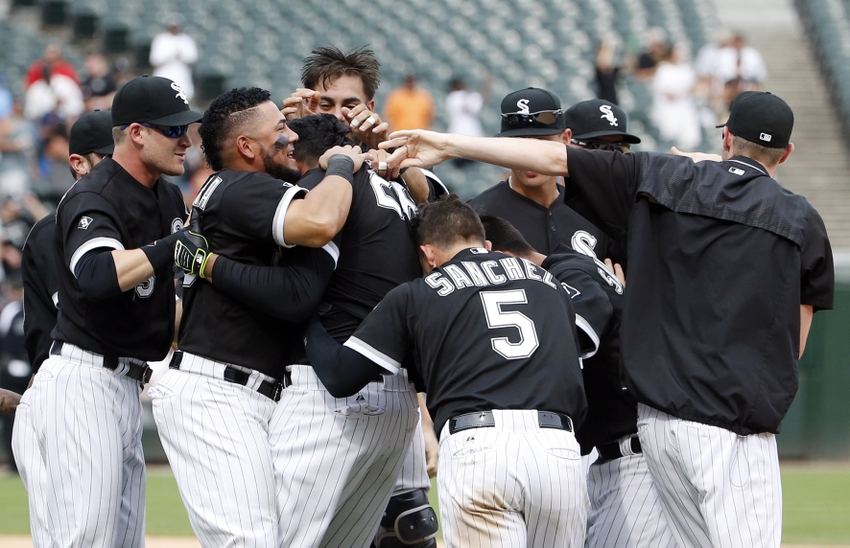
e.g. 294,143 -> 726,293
121,122 -> 189,139
501,109 -> 563,126
570,138 -> 631,153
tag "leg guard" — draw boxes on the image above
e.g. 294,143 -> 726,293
375,489 -> 438,548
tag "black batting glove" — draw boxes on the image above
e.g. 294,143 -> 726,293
174,230 -> 211,278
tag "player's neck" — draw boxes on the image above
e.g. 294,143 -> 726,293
111,148 -> 160,188
508,175 -> 559,208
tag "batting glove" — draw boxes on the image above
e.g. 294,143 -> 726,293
174,230 -> 211,278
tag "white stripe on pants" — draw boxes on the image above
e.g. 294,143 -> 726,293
637,403 -> 782,547
271,365 -> 419,547
586,452 -> 676,547
438,409 -> 588,548
12,355 -> 145,547
150,368 -> 278,548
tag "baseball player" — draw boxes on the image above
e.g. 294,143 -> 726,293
303,195 -> 590,547
481,215 -> 675,547
468,88 -> 615,260
382,90 -> 835,547
153,87 -> 364,547
12,75 -> 199,546
13,109 -> 115,547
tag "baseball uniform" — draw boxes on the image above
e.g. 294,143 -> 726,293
313,247 -> 590,548
541,244 -> 674,547
564,144 -> 834,546
151,170 -> 336,547
13,154 -> 187,546
270,163 -> 423,547
20,216 -> 59,372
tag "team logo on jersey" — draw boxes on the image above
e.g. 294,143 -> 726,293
516,98 -> 531,114
561,282 -> 581,299
171,217 -> 184,234
599,104 -> 619,127
171,82 -> 188,105
136,275 -> 155,298
77,216 -> 93,230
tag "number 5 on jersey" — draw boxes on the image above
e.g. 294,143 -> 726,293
480,289 -> 539,359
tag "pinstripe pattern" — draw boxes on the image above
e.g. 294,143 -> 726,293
437,409 -> 588,548
150,368 -> 278,547
11,390 -> 50,547
14,355 -> 146,547
392,417 -> 431,493
586,453 -> 676,547
271,365 -> 419,548
637,404 -> 782,547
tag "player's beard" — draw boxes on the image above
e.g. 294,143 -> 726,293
260,144 -> 301,183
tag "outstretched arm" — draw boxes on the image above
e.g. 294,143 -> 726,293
0,388 -> 20,415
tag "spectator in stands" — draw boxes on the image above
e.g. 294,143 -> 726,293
714,32 -> 768,108
445,76 -> 489,169
81,53 -> 117,112
634,28 -> 669,81
0,75 -> 13,121
0,98 -> 37,200
383,73 -> 434,131
22,45 -> 84,121
595,33 -> 621,104
149,14 -> 198,103
36,121 -> 73,205
651,43 -> 701,150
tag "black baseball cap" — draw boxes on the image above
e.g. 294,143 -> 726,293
69,110 -> 115,156
716,91 -> 793,148
497,87 -> 566,137
564,99 -> 641,144
111,75 -> 203,127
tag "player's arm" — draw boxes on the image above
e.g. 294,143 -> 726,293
0,388 -> 21,415
799,304 -> 813,358
419,393 -> 439,477
799,210 -> 834,358
282,147 -> 366,247
551,263 -> 619,359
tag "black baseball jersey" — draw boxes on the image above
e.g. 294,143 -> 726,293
542,244 -> 633,455
469,180 -> 616,260
565,148 -> 835,435
178,170 -> 333,378
298,167 -> 421,341
344,247 -> 587,434
52,157 -> 187,360
22,215 -> 59,371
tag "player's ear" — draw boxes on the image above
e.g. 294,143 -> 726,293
484,240 -> 493,251
559,129 -> 571,145
778,142 -> 794,165
367,100 -> 376,112
235,135 -> 256,160
68,154 -> 91,178
419,244 -> 438,272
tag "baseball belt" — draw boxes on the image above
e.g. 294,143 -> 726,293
169,351 -> 285,402
448,410 -> 574,435
596,434 -> 643,460
50,341 -> 152,384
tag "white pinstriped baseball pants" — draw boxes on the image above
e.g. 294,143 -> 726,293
12,354 -> 146,547
437,409 -> 588,548
637,403 -> 782,547
392,414 -> 431,494
585,451 -> 676,547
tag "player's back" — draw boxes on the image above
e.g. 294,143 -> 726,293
299,167 -> 421,341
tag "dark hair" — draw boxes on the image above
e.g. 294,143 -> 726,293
199,87 -> 271,171
302,46 -> 381,101
478,214 -> 536,256
289,114 -> 355,166
414,194 -> 485,248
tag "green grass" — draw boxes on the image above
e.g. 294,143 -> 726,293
1,463 -> 849,543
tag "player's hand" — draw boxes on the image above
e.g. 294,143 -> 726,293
282,88 -> 320,121
604,258 -> 626,287
343,104 -> 389,149
319,145 -> 367,172
423,421 -> 439,478
381,130 -> 450,169
174,229 -> 211,278
670,146 -> 722,163
365,148 -> 400,180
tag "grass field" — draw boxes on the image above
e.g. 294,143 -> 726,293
1,462 -> 849,544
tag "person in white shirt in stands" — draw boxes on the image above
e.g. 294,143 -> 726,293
445,77 -> 489,169
149,14 -> 199,103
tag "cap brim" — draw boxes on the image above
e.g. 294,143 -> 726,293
149,109 -> 204,126
572,130 -> 642,144
496,127 -> 565,138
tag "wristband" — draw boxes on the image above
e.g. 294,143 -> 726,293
325,154 -> 355,185
142,230 -> 182,271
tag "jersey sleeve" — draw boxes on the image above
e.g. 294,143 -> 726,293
58,192 -> 125,277
800,208 -> 835,311
556,267 -> 615,359
21,220 -> 58,370
564,148 -> 642,234
343,284 -> 414,374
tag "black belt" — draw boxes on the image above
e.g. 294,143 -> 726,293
597,435 -> 642,460
50,341 -> 152,384
449,410 -> 574,435
170,351 -> 285,402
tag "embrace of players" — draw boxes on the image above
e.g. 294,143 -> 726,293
10,44 -> 834,548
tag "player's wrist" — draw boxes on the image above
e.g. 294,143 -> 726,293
325,154 -> 355,185
143,230 -> 182,271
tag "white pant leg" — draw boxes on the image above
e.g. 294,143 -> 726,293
586,453 -> 676,547
392,413 -> 431,494
150,369 -> 278,548
438,410 -> 587,548
637,403 -> 782,548
17,356 -> 146,547
271,365 -> 418,548
12,387 -> 50,547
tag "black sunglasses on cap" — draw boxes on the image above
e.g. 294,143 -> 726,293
120,122 -> 190,139
501,109 -> 563,126
570,138 -> 631,153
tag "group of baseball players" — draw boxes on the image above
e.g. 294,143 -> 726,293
7,44 -> 834,548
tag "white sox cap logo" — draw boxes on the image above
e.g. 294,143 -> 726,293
77,216 -> 93,230
516,99 -> 530,114
599,105 -> 619,127
171,82 -> 188,105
